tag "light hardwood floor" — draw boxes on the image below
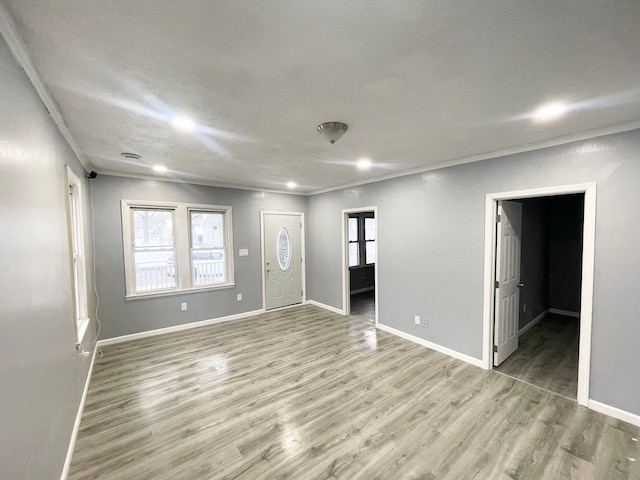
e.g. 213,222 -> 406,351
69,305 -> 640,479
496,313 -> 579,399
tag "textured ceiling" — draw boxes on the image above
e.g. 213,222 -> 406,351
3,1 -> 640,193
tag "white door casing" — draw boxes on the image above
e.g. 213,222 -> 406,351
483,183 -> 596,407
494,200 -> 522,366
263,213 -> 303,310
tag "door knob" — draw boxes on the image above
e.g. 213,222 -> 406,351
517,283 -> 525,288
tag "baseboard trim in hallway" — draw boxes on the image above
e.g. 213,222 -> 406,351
518,309 -> 549,336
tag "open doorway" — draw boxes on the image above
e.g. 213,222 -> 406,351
493,195 -> 584,400
483,183 -> 596,407
342,207 -> 378,325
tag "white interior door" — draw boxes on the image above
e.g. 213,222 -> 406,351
263,213 -> 303,310
494,200 -> 522,366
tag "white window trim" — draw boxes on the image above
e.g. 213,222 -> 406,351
121,200 -> 235,299
66,166 -> 90,345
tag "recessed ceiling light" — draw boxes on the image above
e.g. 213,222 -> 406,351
172,115 -> 196,131
153,165 -> 168,173
533,102 -> 568,122
286,181 -> 296,189
357,158 -> 372,170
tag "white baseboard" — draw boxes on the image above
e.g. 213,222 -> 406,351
60,347 -> 97,480
549,308 -> 580,318
589,400 -> 640,428
306,300 -> 345,315
377,323 -> 484,369
519,309 -> 549,336
97,309 -> 264,347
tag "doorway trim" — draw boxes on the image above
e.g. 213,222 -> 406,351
260,210 -> 306,311
342,207 -> 379,326
482,183 -> 596,406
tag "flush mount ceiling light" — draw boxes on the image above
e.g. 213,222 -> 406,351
533,102 -> 568,122
172,115 -> 196,132
317,122 -> 348,144
357,158 -> 372,170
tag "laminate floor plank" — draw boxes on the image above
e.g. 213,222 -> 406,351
69,305 -> 640,479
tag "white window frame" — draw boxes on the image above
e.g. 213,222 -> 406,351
66,167 -> 90,345
121,200 -> 235,298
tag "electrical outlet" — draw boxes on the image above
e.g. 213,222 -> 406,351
422,317 -> 429,329
523,303 -> 527,313
237,293 -> 242,301
181,302 -> 188,311
414,315 -> 420,325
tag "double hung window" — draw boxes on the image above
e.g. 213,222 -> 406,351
122,201 -> 234,297
66,167 -> 89,344
348,214 -> 376,268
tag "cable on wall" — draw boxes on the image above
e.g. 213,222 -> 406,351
89,178 -> 103,358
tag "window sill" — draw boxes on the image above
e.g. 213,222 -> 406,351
76,318 -> 90,346
125,283 -> 236,301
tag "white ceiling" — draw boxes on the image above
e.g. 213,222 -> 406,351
3,1 -> 640,193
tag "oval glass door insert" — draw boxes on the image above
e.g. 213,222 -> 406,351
277,227 -> 291,271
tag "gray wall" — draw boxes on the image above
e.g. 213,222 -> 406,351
307,128 -> 640,416
548,194 -> 584,313
0,37 -> 96,479
92,175 -> 307,339
518,198 -> 549,330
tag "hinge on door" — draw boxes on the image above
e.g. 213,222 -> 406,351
496,214 -> 501,223
493,345 -> 498,353
495,280 -> 499,288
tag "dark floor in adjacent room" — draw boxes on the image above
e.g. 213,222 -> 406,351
496,313 -> 579,399
349,290 -> 375,324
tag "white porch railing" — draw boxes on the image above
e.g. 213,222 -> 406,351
136,261 -> 226,291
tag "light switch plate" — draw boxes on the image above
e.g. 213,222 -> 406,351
239,248 -> 249,256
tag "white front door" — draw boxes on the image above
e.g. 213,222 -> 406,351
494,200 -> 522,366
263,213 -> 303,310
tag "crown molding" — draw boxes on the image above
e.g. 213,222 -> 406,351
0,3 -> 90,171
308,120 -> 640,196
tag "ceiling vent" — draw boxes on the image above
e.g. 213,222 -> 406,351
121,152 -> 142,160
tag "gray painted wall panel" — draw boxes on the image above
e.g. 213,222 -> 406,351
307,129 -> 640,415
92,175 -> 307,339
518,198 -> 549,330
548,194 -> 584,313
0,37 -> 96,479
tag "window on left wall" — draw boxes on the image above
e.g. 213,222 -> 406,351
66,167 -> 90,345
121,200 -> 234,298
